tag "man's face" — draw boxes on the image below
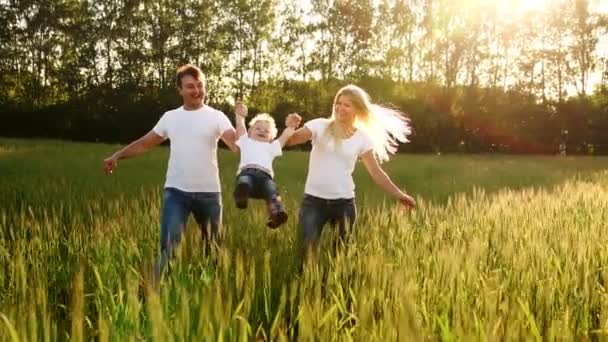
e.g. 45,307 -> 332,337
178,75 -> 205,107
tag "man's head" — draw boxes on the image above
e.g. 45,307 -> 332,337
176,64 -> 206,108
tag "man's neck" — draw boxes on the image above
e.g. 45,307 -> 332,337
183,103 -> 204,111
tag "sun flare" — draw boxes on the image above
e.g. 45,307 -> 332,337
495,0 -> 551,17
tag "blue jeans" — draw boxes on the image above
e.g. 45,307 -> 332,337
155,187 -> 222,279
235,168 -> 279,200
298,194 -> 357,264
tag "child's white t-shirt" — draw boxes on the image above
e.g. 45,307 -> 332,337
236,135 -> 282,178
153,105 -> 233,192
303,118 -> 374,199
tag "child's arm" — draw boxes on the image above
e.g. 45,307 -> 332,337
277,126 -> 297,147
235,102 -> 247,139
277,113 -> 302,147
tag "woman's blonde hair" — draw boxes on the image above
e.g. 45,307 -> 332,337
326,84 -> 411,162
249,113 -> 278,139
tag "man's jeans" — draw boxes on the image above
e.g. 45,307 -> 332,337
155,187 -> 222,280
297,194 -> 357,264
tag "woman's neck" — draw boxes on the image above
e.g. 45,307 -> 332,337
331,120 -> 356,139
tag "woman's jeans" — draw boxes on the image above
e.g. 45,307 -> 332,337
298,194 -> 357,264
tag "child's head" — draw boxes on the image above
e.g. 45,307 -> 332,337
248,113 -> 278,142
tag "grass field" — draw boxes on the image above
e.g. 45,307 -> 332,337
1,138 -> 608,341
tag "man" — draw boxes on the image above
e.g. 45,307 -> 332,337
103,64 -> 238,282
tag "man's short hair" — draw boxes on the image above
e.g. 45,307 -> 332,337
176,64 -> 205,88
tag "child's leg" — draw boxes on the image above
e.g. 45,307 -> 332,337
261,177 -> 288,228
234,171 -> 253,209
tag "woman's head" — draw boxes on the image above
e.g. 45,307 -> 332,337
328,84 -> 411,162
248,113 -> 278,142
331,85 -> 372,127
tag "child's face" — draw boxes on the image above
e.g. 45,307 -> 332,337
249,120 -> 272,142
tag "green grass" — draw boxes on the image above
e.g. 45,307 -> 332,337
1,137 -> 608,341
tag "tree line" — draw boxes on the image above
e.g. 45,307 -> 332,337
1,0 -> 607,154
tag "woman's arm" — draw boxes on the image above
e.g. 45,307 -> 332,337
284,126 -> 312,147
277,127 -> 296,147
283,113 -> 311,147
360,150 -> 416,208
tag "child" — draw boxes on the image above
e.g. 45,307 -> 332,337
233,102 -> 300,228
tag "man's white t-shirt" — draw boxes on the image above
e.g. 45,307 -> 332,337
304,118 -> 374,199
236,135 -> 282,178
152,105 -> 233,192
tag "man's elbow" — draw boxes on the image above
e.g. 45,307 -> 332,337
227,143 -> 239,152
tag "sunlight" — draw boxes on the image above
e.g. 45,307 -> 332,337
519,0 -> 550,12
495,0 -> 550,17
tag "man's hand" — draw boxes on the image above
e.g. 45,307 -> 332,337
103,155 -> 118,175
285,113 -> 302,128
235,101 -> 248,118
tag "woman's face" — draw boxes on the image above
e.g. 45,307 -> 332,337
334,95 -> 357,126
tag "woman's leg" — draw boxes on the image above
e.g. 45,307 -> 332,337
298,195 -> 329,269
330,199 -> 357,251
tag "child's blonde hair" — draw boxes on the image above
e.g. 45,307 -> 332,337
249,113 -> 278,139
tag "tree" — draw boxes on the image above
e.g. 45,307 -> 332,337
569,0 -> 601,96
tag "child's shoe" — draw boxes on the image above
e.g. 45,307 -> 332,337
266,197 -> 288,228
234,183 -> 251,209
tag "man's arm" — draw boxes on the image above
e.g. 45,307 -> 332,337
103,130 -> 165,174
220,128 -> 238,152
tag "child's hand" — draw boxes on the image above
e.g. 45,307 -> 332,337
398,193 -> 416,209
285,113 -> 302,128
235,101 -> 248,118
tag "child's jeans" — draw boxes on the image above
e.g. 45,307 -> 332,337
235,167 -> 279,200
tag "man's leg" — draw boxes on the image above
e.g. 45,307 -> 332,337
192,192 -> 223,254
154,188 -> 191,284
234,172 -> 253,209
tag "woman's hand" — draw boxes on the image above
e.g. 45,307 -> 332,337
398,193 -> 416,209
285,113 -> 302,128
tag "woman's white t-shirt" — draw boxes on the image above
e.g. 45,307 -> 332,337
236,135 -> 282,178
153,105 -> 233,192
304,118 -> 374,199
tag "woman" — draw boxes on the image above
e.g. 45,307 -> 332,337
285,84 -> 416,265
